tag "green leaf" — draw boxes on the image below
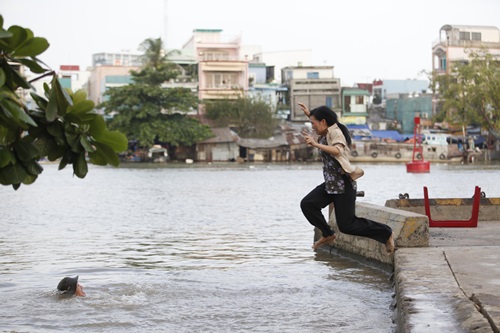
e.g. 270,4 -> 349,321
58,149 -> 73,170
73,152 -> 88,178
0,30 -> 13,39
80,136 -> 96,152
93,131 -> 128,152
67,100 -> 94,115
0,163 -> 28,184
22,160 -> 43,176
47,145 -> 65,161
46,87 -> 58,121
13,141 -> 39,162
0,98 -> 37,128
89,115 -> 106,138
53,77 -> 72,115
64,111 -> 97,124
72,89 -> 88,104
5,25 -> 28,51
4,63 -> 31,89
0,68 -> 5,87
89,142 -> 120,166
65,130 -> 82,153
0,147 -> 14,167
33,132 -> 57,157
22,173 -> 37,185
14,37 -> 49,57
30,92 -> 48,110
14,58 -> 47,74
47,122 -> 64,141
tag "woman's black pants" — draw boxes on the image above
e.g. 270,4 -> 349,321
300,180 -> 392,244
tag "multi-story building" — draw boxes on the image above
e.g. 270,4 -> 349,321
432,24 -> 500,75
87,65 -> 138,107
431,24 -> 500,117
341,87 -> 370,125
92,51 -> 142,67
58,65 -> 90,92
253,50 -> 312,83
372,79 -> 429,103
182,29 -> 249,111
281,66 -> 341,122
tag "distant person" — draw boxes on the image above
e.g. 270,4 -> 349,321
57,276 -> 85,296
298,102 -> 395,253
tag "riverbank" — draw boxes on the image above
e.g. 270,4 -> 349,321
395,225 -> 500,332
315,196 -> 500,332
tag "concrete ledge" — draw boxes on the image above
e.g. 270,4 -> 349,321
316,202 -> 429,265
394,248 -> 494,333
386,197 -> 500,221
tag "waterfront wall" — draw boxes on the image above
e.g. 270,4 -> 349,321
385,196 -> 500,222
320,202 -> 429,266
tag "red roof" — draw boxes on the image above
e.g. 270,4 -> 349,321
60,65 -> 80,71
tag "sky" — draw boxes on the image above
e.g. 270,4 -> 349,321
2,0 -> 500,86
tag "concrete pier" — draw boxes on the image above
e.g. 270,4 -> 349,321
316,198 -> 500,332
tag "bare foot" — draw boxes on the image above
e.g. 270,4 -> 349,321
385,232 -> 395,254
312,234 -> 336,250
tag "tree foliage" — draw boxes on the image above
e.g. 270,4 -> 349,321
205,97 -> 278,138
0,15 -> 128,190
101,38 -> 212,150
430,49 -> 500,139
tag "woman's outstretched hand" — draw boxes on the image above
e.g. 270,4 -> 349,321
302,132 -> 317,147
297,102 -> 310,118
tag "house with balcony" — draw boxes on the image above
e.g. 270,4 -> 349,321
182,29 -> 249,112
281,66 -> 341,122
432,24 -> 500,75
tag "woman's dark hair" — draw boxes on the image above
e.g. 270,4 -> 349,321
310,106 -> 352,146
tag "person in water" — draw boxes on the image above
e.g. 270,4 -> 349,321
298,102 -> 395,253
57,276 -> 86,296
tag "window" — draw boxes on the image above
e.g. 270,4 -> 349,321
459,31 -> 471,40
440,57 -> 447,71
206,73 -> 238,88
472,32 -> 481,41
307,72 -> 319,79
355,96 -> 364,104
326,97 -> 332,108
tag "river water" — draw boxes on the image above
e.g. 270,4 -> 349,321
1,162 -> 499,332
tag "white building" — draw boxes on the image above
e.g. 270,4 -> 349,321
253,49 -> 312,83
432,24 -> 500,74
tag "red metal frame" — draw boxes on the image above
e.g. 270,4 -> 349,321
424,186 -> 481,228
406,117 -> 430,173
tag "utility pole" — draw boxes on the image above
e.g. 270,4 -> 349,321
163,0 -> 169,49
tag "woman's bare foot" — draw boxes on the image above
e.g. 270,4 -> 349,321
312,234 -> 336,250
385,232 -> 395,254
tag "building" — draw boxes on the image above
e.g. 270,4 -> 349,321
385,94 -> 433,135
372,79 -> 429,102
87,65 -> 138,106
432,24 -> 500,75
196,127 -> 239,162
253,50 -> 312,83
281,66 -> 341,121
92,51 -> 142,67
341,87 -> 370,125
431,24 -> 500,117
58,65 -> 90,92
182,29 -> 249,111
